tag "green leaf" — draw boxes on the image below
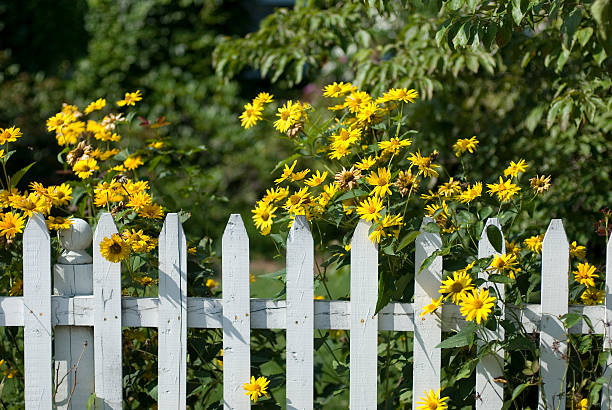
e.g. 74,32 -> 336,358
10,162 -> 36,188
561,312 -> 582,329
486,225 -> 503,253
436,322 -> 477,348
86,393 -> 97,410
488,274 -> 514,284
397,231 -> 420,252
512,0 -> 524,25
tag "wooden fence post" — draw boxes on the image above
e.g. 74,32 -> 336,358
413,217 -> 442,410
222,214 -> 250,410
54,218 -> 95,409
475,218 -> 505,409
23,213 -> 53,409
93,213 -> 123,409
350,219 -> 378,410
602,235 -> 612,409
286,215 -> 314,409
539,219 -> 569,409
158,213 -> 188,409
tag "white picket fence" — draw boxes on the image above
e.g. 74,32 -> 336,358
2,212 -> 612,409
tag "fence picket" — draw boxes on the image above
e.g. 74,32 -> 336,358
286,215 -> 314,409
23,213 -> 52,410
93,213 -> 123,409
413,217 -> 442,409
158,214 -> 188,409
475,218 -> 506,408
539,219 -> 569,409
603,236 -> 612,409
349,219 -> 378,409
54,219 -> 95,409
222,214 -> 250,410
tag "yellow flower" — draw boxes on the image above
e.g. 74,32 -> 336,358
366,168 -> 392,198
274,160 -> 297,184
124,156 -> 144,170
394,169 -> 419,197
486,176 -> 520,202
437,177 -> 461,198
138,203 -> 164,219
46,216 -> 73,231
290,169 -> 310,182
9,278 -> 22,296
378,137 -> 411,155
573,262 -> 598,287
420,296 -> 443,318
206,278 -> 219,289
250,273 -> 256,282
523,234 -> 544,254
416,388 -> 449,410
273,100 -> 301,133
72,158 -> 99,179
261,186 -> 289,204
344,90 -> 372,113
148,141 -> 164,149
11,192 -> 51,217
458,182 -> 482,203
116,90 -> 143,107
322,82 -> 355,98
126,192 -> 152,211
0,126 -> 23,144
328,140 -> 351,159
304,170 -> 328,187
239,102 -> 264,129
408,150 -> 439,178
134,276 -> 156,287
314,295 -> 324,300
284,187 -> 310,215
356,102 -> 381,124
253,92 -> 274,105
84,98 -> 106,114
252,201 -> 277,235
576,398 -> 588,410
453,136 -> 479,157
124,180 -> 150,195
94,180 -> 123,207
581,287 -> 604,305
122,229 -> 156,252
439,271 -> 474,303
46,113 -> 73,132
355,155 -> 377,171
356,196 -> 383,222
243,376 -> 270,403
378,88 -> 418,104
0,212 -> 25,239
505,240 -> 521,258
48,183 -> 73,206
530,174 -> 552,194
459,288 -> 496,324
488,253 -> 521,279
569,241 -> 586,259
504,159 -> 529,178
99,233 -> 131,263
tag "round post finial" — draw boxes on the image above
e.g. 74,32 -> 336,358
58,218 -> 93,264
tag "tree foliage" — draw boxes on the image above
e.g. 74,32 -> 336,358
215,0 -> 612,246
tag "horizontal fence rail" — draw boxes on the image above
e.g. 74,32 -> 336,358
1,212 -> 611,409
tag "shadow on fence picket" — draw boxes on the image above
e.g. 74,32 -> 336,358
1,212 -> 611,409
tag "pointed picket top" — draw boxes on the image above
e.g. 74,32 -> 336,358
286,215 -> 314,409
23,213 -> 53,409
223,213 -> 248,241
478,218 -> 506,259
602,236 -> 612,408
350,218 -> 378,409
24,212 -> 50,239
222,214 -> 251,410
539,219 -> 569,410
413,217 -> 442,410
158,213 -> 188,409
92,212 -> 123,409
476,218 -> 506,410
